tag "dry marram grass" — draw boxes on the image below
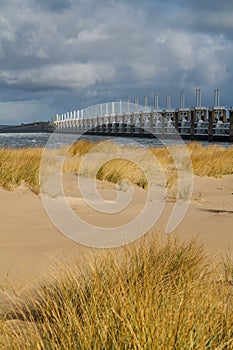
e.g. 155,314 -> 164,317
1,235 -> 233,349
1,142 -> 233,348
0,141 -> 233,193
0,148 -> 42,193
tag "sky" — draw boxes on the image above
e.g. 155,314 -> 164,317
0,0 -> 233,124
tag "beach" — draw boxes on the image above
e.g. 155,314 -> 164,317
1,142 -> 233,348
1,171 -> 233,349
0,172 -> 232,286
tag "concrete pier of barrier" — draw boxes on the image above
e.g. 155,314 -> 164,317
53,90 -> 233,142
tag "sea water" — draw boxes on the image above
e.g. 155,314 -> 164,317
0,132 -> 231,148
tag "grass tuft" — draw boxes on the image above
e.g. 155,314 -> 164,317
0,141 -> 233,194
1,235 -> 233,349
0,148 -> 42,193
187,142 -> 233,177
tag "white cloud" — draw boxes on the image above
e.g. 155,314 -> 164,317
76,28 -> 110,43
169,32 -> 195,70
129,63 -> 166,81
0,62 -> 116,89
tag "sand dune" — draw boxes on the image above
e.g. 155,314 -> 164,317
0,174 -> 232,289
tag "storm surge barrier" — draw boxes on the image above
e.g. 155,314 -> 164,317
53,89 -> 233,142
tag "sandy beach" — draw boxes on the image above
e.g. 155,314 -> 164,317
0,171 -> 233,348
0,173 -> 232,287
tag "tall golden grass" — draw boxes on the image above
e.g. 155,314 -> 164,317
187,142 -> 233,177
0,141 -> 233,193
1,142 -> 233,348
1,234 -> 233,349
61,141 -> 233,193
0,148 -> 42,193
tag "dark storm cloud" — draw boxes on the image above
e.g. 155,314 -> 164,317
176,0 -> 233,39
0,0 -> 233,123
34,0 -> 72,12
184,0 -> 233,12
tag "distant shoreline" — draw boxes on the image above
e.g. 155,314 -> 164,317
0,121 -> 53,133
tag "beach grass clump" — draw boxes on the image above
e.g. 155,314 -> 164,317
66,140 -> 97,157
0,147 -> 42,193
65,141 -> 233,179
187,142 -> 233,177
1,141 -> 233,194
63,141 -> 152,189
96,158 -> 148,188
2,235 -> 233,349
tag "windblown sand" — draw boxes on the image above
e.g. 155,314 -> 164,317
0,173 -> 232,288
